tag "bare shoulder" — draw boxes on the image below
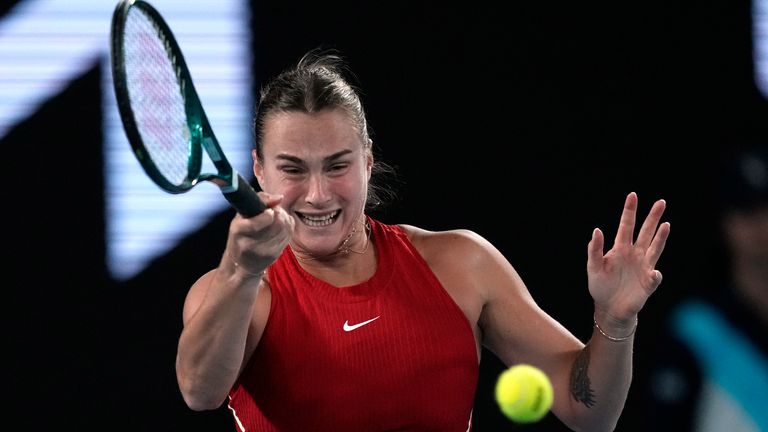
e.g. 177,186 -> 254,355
400,225 -> 491,252
396,224 -> 502,348
396,223 -> 505,302
397,223 -> 539,310
397,223 -> 493,264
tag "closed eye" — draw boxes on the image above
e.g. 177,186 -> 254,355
279,164 -> 305,176
328,163 -> 349,173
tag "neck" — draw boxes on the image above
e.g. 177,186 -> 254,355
292,217 -> 377,287
293,216 -> 371,263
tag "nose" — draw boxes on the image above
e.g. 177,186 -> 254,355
305,173 -> 331,206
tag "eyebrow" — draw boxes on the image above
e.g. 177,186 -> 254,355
275,149 -> 354,164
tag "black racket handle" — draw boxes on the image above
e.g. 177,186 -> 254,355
223,173 -> 267,217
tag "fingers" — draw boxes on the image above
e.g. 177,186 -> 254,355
635,198 -> 667,250
257,192 -> 284,209
614,192 -> 638,246
261,193 -> 294,238
587,227 -> 605,274
232,192 -> 290,240
612,192 -> 670,270
257,204 -> 293,241
645,221 -> 671,268
272,203 -> 295,235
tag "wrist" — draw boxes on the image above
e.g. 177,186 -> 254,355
226,251 -> 266,280
593,311 -> 638,342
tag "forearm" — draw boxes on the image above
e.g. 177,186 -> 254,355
565,311 -> 637,432
176,270 -> 262,410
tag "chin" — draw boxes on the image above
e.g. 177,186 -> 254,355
292,237 -> 339,256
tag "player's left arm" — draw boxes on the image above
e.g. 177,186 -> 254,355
411,227 -> 587,428
483,193 -> 669,431
462,232 -> 590,430
566,192 -> 670,431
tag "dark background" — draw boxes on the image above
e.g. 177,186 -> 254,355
7,0 -> 767,430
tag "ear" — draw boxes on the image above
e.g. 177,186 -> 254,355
252,149 -> 266,190
366,140 -> 374,181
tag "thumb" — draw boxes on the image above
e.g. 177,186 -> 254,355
257,192 -> 284,208
586,228 -> 604,274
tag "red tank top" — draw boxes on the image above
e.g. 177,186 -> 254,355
227,218 -> 478,431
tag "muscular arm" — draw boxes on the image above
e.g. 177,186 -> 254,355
473,238 -> 636,431
409,228 -> 595,428
418,194 -> 668,431
175,258 -> 269,411
565,315 -> 637,431
175,194 -> 292,410
564,192 -> 670,429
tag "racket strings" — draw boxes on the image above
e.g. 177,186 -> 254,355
123,8 -> 191,186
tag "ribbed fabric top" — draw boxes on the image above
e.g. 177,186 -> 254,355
227,217 -> 478,431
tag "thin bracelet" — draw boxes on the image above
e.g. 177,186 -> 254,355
228,251 -> 266,278
593,314 -> 637,342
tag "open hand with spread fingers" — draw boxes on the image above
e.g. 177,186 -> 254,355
587,192 -> 671,325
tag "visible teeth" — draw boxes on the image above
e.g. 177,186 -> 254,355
301,211 -> 338,227
304,214 -> 334,221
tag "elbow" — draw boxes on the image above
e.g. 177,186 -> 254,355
183,393 -> 227,412
560,411 -> 620,432
557,400 -> 621,432
177,375 -> 229,411
564,421 -> 618,432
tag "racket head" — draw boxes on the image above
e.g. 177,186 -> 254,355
110,0 -> 222,194
110,0 -> 266,217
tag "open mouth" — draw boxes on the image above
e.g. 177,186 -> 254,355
296,210 -> 341,227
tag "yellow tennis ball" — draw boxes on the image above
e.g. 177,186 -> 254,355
495,364 -> 554,423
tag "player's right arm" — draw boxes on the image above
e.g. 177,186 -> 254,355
175,193 -> 292,410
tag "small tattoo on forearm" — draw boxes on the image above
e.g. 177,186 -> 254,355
570,344 -> 596,408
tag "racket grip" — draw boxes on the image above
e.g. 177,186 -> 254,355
223,173 -> 267,217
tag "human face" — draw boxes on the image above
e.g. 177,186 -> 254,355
253,109 -> 372,257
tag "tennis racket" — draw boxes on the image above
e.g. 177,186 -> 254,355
109,0 -> 266,217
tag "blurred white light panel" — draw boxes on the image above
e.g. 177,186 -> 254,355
755,0 -> 768,97
0,0 -> 254,281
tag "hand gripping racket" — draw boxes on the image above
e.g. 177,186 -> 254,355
110,0 -> 266,217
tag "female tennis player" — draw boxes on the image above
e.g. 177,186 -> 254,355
175,48 -> 670,432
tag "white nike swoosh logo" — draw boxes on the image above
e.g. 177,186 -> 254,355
343,316 -> 380,332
